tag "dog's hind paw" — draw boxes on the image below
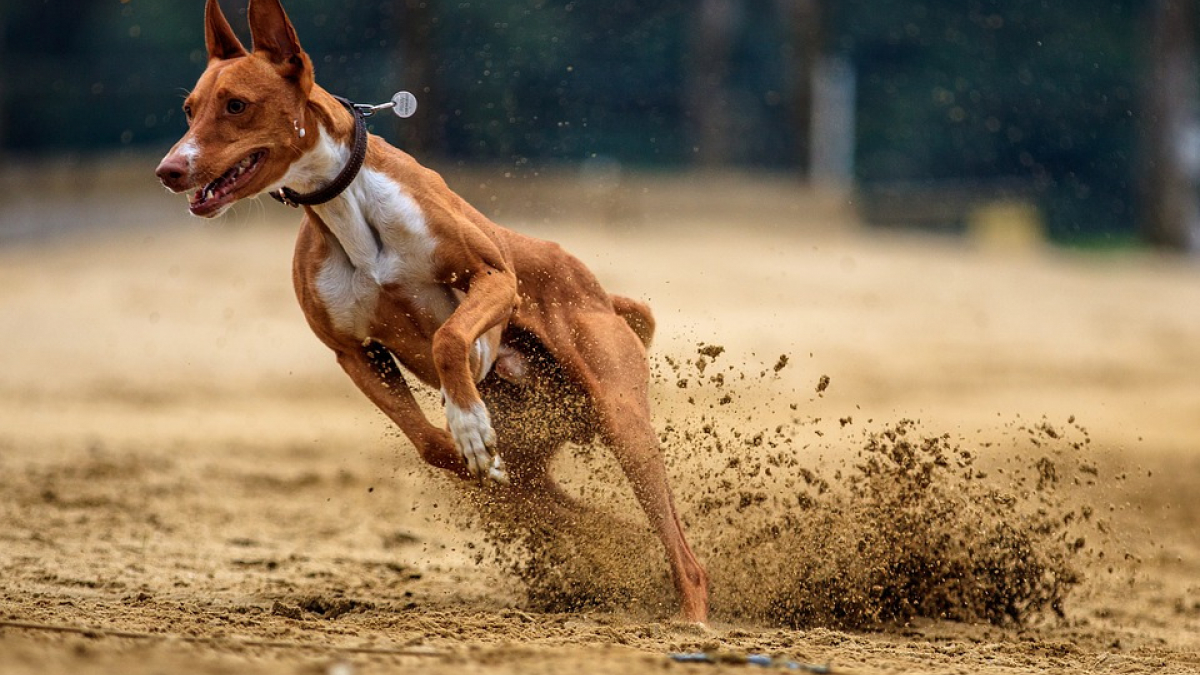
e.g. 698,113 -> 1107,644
442,393 -> 506,483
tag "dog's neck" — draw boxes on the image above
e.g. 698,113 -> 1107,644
276,124 -> 354,197
269,95 -> 379,264
274,100 -> 433,274
272,89 -> 359,197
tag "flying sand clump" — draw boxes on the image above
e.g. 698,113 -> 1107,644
699,420 -> 1083,628
458,345 -> 1100,629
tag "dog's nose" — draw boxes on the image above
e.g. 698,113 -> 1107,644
155,154 -> 191,192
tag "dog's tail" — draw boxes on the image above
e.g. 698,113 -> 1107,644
611,295 -> 655,350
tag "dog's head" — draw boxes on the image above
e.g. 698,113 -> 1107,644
155,0 -> 322,217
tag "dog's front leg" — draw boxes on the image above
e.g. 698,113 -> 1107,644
432,266 -> 519,483
336,340 -> 470,479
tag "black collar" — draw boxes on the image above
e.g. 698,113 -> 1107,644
270,95 -> 367,208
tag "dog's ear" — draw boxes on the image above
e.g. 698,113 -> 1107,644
205,0 -> 248,61
247,0 -> 312,89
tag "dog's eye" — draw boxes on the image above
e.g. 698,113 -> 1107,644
183,104 -> 193,121
226,99 -> 247,115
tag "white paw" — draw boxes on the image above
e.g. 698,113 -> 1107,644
442,392 -> 507,484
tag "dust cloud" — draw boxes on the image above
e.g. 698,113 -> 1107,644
462,345 -> 1105,629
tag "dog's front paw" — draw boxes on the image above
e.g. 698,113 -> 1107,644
442,393 -> 508,484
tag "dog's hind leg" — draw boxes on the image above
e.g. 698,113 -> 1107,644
550,311 -> 709,623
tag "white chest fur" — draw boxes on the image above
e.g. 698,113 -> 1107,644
312,167 -> 451,339
284,127 -> 500,384
276,127 -> 447,339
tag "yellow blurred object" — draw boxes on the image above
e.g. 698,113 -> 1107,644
968,200 -> 1045,251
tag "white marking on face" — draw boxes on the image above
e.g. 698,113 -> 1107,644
178,138 -> 200,170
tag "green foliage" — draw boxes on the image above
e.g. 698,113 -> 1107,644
0,0 -> 1156,239
833,0 -> 1141,239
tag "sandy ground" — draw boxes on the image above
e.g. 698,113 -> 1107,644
1,174 -> 1199,674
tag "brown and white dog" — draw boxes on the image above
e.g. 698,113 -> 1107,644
155,0 -> 708,622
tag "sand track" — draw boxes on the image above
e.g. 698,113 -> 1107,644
1,204 -> 1199,674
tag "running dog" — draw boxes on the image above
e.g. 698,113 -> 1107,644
155,0 -> 708,621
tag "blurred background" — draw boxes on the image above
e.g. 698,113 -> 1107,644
0,0 -> 1198,249
5,6 -> 1200,670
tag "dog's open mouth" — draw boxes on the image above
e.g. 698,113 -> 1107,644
189,151 -> 265,216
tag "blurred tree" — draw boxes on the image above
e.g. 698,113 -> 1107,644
396,0 -> 439,154
1,0 -> 1193,247
779,0 -> 823,178
0,6 -> 7,157
833,0 -> 1143,242
1142,0 -> 1200,251
685,0 -> 738,166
